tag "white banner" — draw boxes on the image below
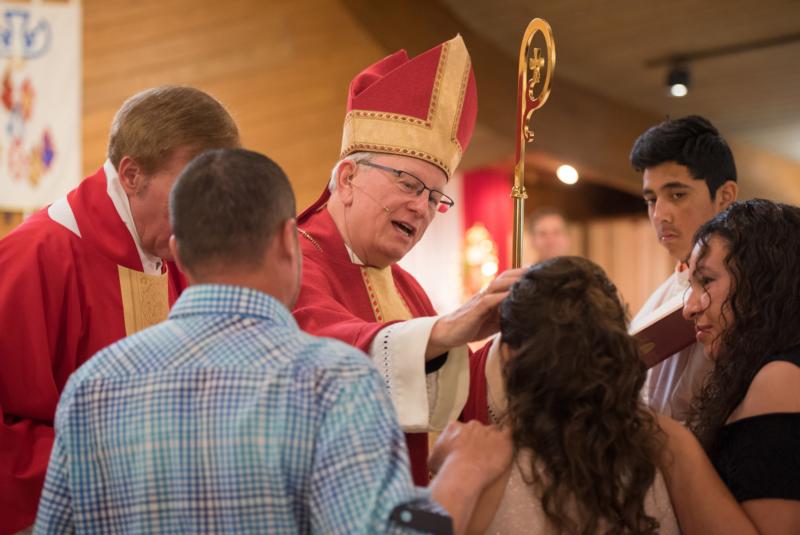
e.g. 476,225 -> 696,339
0,1 -> 81,211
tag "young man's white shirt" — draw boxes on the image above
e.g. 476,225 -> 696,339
634,265 -> 712,421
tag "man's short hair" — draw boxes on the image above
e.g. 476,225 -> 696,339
629,115 -> 737,199
170,148 -> 296,274
108,86 -> 240,174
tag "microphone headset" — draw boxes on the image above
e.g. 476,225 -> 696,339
348,175 -> 391,213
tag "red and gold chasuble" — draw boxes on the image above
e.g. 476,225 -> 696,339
294,207 -> 442,485
0,167 -> 186,533
294,32 -> 477,488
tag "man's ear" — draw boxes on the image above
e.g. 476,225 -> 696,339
273,218 -> 299,263
168,235 -> 194,284
117,156 -> 145,197
334,159 -> 357,205
714,180 -> 738,212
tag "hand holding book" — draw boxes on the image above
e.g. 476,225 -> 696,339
629,290 -> 695,368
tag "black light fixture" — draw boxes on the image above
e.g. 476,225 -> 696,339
648,32 -> 800,98
667,63 -> 690,98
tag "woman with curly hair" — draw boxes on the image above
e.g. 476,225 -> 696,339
464,256 -> 678,534
657,199 -> 800,534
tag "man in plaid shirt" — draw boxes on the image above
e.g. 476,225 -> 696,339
34,148 -> 511,534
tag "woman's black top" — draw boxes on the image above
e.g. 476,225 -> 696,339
709,348 -> 800,502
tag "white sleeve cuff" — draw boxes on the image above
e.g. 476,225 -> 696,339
369,316 -> 469,433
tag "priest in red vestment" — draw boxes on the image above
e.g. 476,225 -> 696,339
293,35 -> 522,485
0,86 -> 240,534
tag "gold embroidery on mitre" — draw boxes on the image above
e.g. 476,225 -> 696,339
118,265 -> 170,335
341,35 -> 472,176
361,266 -> 413,322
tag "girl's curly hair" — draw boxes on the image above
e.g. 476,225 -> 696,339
500,256 -> 662,535
687,199 -> 800,451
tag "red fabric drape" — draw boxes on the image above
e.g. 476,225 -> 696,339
462,168 -> 513,273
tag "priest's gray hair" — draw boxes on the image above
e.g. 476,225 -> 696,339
327,151 -> 375,192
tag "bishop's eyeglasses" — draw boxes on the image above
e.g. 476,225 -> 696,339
356,160 -> 455,214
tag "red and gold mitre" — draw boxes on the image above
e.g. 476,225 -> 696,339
340,34 -> 478,177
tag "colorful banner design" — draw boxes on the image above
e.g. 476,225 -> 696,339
0,2 -> 80,211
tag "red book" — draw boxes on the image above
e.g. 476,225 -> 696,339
630,292 -> 696,368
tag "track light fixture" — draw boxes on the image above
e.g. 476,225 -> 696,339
648,32 -> 800,98
667,63 -> 690,98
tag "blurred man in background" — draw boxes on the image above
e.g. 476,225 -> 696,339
527,207 -> 571,262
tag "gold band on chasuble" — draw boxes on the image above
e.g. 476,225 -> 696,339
360,266 -> 413,323
118,264 -> 170,336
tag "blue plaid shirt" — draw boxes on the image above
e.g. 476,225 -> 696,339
35,284 -> 440,534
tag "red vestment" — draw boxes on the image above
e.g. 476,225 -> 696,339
294,33 -> 478,489
0,167 -> 186,533
294,206 -> 444,485
460,344 -> 491,426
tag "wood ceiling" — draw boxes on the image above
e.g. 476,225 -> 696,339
441,0 -> 800,162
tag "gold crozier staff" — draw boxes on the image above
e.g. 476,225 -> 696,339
512,19 -> 555,268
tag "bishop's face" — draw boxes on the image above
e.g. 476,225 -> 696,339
343,154 -> 448,268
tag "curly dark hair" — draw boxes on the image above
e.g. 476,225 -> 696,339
687,199 -> 800,451
500,256 -> 662,535
630,115 -> 737,199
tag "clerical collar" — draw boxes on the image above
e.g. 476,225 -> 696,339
344,242 -> 365,266
103,160 -> 163,275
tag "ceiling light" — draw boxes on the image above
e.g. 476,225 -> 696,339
667,64 -> 690,98
556,164 -> 578,185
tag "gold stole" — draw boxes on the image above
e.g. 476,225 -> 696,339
118,265 -> 170,335
360,266 -> 413,323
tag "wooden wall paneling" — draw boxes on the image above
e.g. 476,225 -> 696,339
585,216 -> 673,316
81,0 -> 386,209
3,0 -> 389,238
0,211 -> 23,239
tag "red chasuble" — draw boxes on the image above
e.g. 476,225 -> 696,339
0,167 -> 186,533
460,343 -> 492,426
294,206 -> 441,485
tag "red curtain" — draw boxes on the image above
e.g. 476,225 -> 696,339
462,167 -> 513,273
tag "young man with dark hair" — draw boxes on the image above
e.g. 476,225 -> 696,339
35,148 -> 512,535
629,115 -> 738,420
